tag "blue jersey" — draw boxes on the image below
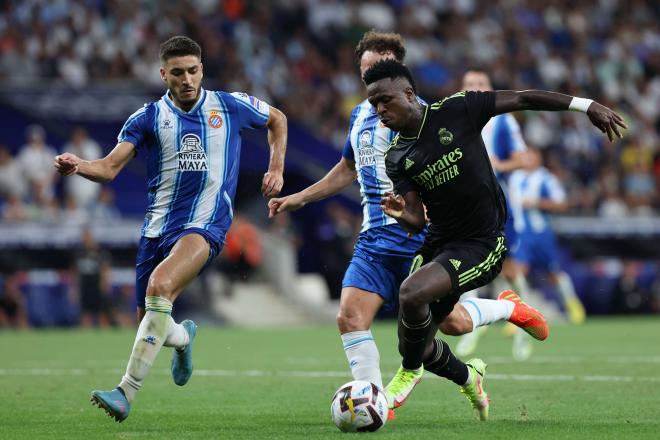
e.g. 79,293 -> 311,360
481,113 -> 526,187
508,167 -> 566,236
118,88 -> 270,240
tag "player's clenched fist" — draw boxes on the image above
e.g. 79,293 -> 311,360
267,193 -> 305,218
380,191 -> 405,218
54,153 -> 81,176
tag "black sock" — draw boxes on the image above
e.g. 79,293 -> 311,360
398,311 -> 434,370
423,339 -> 469,386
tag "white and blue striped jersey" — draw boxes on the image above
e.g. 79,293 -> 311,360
508,167 -> 566,235
481,113 -> 526,185
343,99 -> 429,232
117,88 -> 270,240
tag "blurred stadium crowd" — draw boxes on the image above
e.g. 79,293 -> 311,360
0,0 -> 658,217
0,0 -> 658,326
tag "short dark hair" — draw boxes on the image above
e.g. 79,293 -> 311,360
355,30 -> 406,63
159,36 -> 202,63
362,59 -> 417,94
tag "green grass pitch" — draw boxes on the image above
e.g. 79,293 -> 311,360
1,317 -> 659,439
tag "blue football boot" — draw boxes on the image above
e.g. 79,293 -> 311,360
90,388 -> 131,422
171,319 -> 197,386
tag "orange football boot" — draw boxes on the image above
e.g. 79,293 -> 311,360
497,290 -> 549,341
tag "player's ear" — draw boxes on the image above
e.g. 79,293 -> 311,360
159,67 -> 166,82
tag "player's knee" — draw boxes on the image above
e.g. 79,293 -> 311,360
399,279 -> 425,311
336,310 -> 366,333
146,275 -> 175,299
438,317 -> 466,336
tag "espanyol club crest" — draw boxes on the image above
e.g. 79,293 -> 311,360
178,133 -> 208,171
208,110 -> 223,129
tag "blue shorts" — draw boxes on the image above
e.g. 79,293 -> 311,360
135,228 -> 222,308
515,232 -> 560,273
342,225 -> 424,311
504,207 -> 520,260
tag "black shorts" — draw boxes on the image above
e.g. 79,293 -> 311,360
410,234 -> 507,322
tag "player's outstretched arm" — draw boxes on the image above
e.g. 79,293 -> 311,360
493,90 -> 628,142
262,106 -> 288,198
268,158 -> 357,218
53,141 -> 135,183
380,190 -> 426,234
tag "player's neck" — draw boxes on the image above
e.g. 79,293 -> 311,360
400,102 -> 425,138
169,91 -> 200,112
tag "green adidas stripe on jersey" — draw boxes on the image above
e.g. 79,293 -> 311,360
430,91 -> 467,110
457,236 -> 506,287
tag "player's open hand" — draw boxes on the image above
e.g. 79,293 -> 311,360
54,153 -> 81,176
380,191 -> 405,218
267,194 -> 305,218
586,102 -> 628,142
262,171 -> 283,198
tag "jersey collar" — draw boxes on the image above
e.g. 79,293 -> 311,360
163,88 -> 207,115
399,104 -> 429,140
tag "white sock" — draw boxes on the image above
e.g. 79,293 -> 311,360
462,289 -> 479,300
510,273 -> 531,300
341,330 -> 383,390
461,298 -> 514,331
163,315 -> 190,350
118,296 -> 173,402
556,272 -> 578,303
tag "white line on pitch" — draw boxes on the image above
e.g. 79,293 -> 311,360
0,368 -> 658,383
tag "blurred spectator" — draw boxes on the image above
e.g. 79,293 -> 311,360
89,187 -> 122,221
217,214 -> 263,292
0,144 -> 27,200
316,201 -> 360,299
71,227 -> 114,327
17,124 -> 57,205
62,127 -> 102,210
0,272 -> 27,328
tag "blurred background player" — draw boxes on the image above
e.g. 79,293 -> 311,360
268,32 -> 527,413
72,226 -> 114,328
509,147 -> 586,323
457,68 -> 536,360
54,36 -> 288,422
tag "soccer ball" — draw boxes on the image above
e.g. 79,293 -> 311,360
330,380 -> 388,432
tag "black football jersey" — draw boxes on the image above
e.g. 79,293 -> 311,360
385,91 -> 507,245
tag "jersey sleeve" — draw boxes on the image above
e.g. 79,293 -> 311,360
341,106 -> 360,161
540,172 -> 566,203
117,105 -> 149,150
464,91 -> 496,131
230,92 -> 270,130
386,155 -> 417,196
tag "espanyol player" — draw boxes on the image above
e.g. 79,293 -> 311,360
54,36 -> 288,422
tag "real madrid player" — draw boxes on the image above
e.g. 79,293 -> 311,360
363,59 -> 625,420
54,36 -> 288,422
269,31 -> 541,418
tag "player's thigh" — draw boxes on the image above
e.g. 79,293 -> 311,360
337,287 -> 385,332
147,233 -> 210,300
399,261 -> 453,305
501,257 -> 521,281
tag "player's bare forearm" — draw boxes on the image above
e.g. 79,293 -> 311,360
266,107 -> 287,174
55,142 -> 134,183
300,158 -> 357,204
494,90 -> 627,141
494,90 -> 573,114
536,199 -> 568,212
